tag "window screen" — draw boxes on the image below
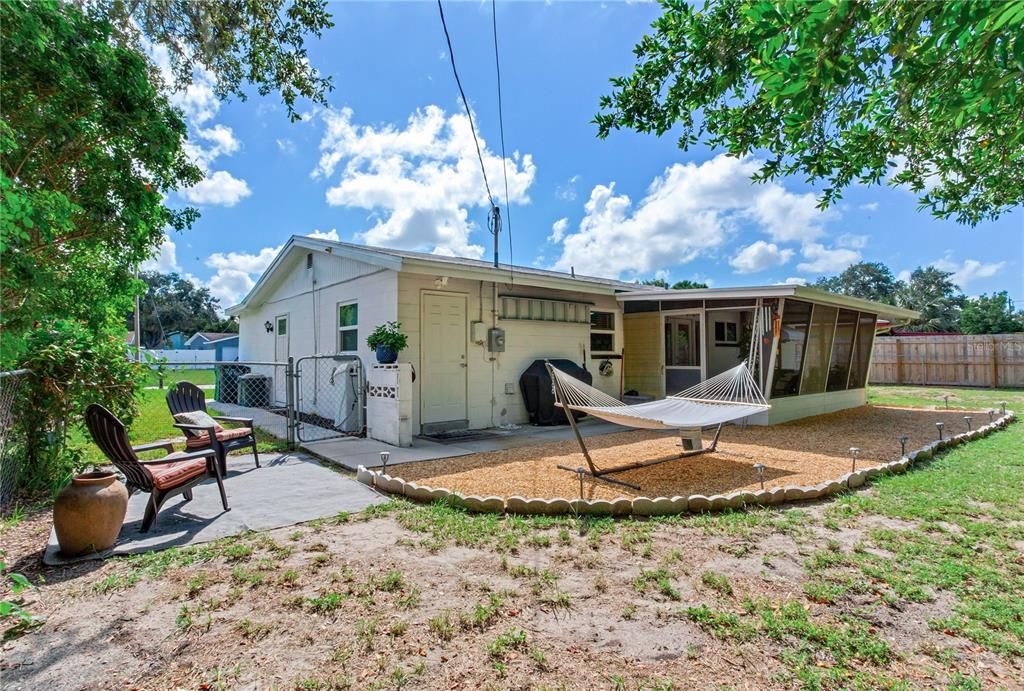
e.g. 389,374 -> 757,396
799,305 -> 838,395
770,299 -> 812,398
826,309 -> 859,391
847,313 -> 876,389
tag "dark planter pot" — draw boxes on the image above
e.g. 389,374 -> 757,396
375,345 -> 399,364
53,471 -> 128,556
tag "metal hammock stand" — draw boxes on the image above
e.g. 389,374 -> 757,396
548,305 -> 773,490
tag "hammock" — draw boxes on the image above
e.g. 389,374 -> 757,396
546,305 -> 773,488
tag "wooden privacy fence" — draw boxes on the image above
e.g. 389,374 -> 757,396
870,334 -> 1024,388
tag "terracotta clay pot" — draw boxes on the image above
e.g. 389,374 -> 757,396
53,471 -> 129,555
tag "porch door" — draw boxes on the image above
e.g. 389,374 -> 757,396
421,293 -> 468,431
274,314 -> 289,405
664,313 -> 703,395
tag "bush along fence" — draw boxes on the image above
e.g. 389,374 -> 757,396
357,410 -> 1016,517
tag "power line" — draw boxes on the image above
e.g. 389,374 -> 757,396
437,0 -> 494,207
491,0 -> 514,281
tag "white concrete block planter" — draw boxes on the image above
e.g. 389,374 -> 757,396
357,412 -> 1014,516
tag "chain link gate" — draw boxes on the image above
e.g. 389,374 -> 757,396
294,355 -> 366,443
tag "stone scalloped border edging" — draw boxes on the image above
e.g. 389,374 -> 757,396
356,411 -> 1016,516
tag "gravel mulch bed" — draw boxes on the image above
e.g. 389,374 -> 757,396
397,406 -> 983,500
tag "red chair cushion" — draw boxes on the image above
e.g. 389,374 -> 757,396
146,455 -> 209,490
185,426 -> 253,449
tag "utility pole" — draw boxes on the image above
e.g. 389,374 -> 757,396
490,204 -> 501,268
134,265 -> 142,362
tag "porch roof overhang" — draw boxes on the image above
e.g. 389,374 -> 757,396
616,285 -> 920,322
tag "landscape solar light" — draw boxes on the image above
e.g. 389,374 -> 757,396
379,451 -> 390,474
753,463 -> 766,490
849,447 -> 860,472
576,467 -> 586,500
964,416 -> 973,432
1001,401 -> 1007,415
935,421 -> 944,440
943,394 -> 950,409
988,409 -> 996,422
899,435 -> 910,456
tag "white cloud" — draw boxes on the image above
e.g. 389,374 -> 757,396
556,174 -> 581,201
859,202 -> 879,211
180,170 -> 252,206
276,138 -> 297,155
896,269 -> 912,283
313,105 -> 536,258
146,41 -> 251,207
142,235 -> 181,273
729,241 -> 793,273
796,243 -> 861,274
836,233 -> 868,250
548,217 -> 569,244
931,253 -> 1005,287
783,277 -> 808,286
552,155 -> 834,278
203,230 -> 341,306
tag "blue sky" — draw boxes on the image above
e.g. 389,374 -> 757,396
144,1 -> 1023,308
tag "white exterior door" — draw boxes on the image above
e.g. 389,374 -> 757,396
274,314 -> 289,405
421,293 -> 467,430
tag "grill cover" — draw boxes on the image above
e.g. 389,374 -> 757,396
519,359 -> 591,426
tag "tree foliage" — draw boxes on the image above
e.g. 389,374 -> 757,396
814,261 -> 897,304
640,278 -> 710,289
133,272 -> 236,348
960,292 -> 1024,334
893,267 -> 965,332
0,0 -> 201,364
596,0 -> 1024,225
91,0 -> 334,121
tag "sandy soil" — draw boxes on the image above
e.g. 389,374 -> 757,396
397,406 -> 982,500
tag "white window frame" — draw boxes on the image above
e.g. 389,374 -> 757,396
713,319 -> 739,345
590,310 -> 616,353
337,300 -> 359,353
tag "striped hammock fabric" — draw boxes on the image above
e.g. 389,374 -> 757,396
550,362 -> 770,430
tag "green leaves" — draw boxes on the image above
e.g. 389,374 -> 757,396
596,0 -> 1024,226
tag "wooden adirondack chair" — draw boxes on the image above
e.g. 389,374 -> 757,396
84,404 -> 229,533
166,381 -> 260,475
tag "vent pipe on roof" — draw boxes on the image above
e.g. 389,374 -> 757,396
571,266 -> 575,278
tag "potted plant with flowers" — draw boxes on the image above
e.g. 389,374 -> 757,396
366,321 -> 408,364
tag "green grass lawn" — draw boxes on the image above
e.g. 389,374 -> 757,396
868,383 -> 1024,411
142,367 -> 216,388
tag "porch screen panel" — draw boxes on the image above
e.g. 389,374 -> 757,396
770,299 -> 812,398
826,309 -> 859,391
800,305 -> 838,395
847,312 -> 877,389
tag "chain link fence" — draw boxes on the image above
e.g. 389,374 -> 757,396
0,369 -> 29,511
295,355 -> 365,442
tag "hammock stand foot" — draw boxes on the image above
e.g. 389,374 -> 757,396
559,424 -> 724,491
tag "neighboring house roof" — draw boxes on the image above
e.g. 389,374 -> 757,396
227,235 -> 656,315
618,285 -> 921,321
186,332 -> 240,346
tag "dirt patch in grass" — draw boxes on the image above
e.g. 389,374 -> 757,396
397,406 -> 980,500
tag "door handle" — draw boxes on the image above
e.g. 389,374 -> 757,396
459,363 -> 468,368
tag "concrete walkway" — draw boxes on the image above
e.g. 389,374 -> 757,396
43,452 -> 384,565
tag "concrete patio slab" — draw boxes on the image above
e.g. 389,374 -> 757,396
43,452 -> 384,565
302,418 -> 630,470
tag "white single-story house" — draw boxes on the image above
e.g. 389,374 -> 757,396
226,236 -> 918,431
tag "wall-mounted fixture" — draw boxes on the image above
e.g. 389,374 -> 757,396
264,320 -> 274,333
434,276 -> 449,288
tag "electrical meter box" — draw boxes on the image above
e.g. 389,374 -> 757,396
470,321 -> 487,345
487,327 -> 506,352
